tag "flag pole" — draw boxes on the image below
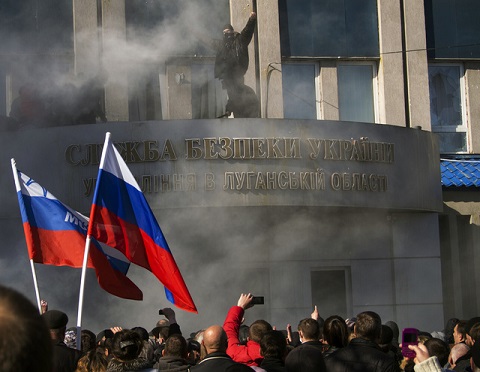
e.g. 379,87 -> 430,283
76,132 -> 111,350
76,235 -> 92,349
30,259 -> 42,313
11,158 -> 43,313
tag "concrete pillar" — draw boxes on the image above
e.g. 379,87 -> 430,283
101,0 -> 129,121
320,61 -> 339,120
403,0 -> 431,130
255,0 -> 283,118
377,0 -> 406,127
465,63 -> 480,153
73,0 -> 100,75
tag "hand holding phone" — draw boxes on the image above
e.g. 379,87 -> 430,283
401,328 -> 419,359
251,296 -> 265,305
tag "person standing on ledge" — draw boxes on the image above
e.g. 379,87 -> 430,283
214,12 -> 258,118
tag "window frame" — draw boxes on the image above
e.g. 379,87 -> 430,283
337,61 -> 379,124
281,61 -> 321,120
428,62 -> 468,153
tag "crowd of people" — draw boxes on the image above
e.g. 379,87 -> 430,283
2,284 -> 480,372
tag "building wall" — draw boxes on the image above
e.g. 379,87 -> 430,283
0,120 -> 443,333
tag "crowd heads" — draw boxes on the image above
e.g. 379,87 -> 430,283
5,284 -> 480,372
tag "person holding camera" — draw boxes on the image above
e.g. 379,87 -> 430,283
223,293 -> 272,367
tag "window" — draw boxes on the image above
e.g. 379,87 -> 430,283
0,0 -> 73,52
279,0 -> 379,58
125,0 -> 229,120
282,63 -> 318,119
125,0 -> 230,57
428,64 -> 467,153
338,63 -> 376,123
425,0 -> 480,59
128,71 -> 163,121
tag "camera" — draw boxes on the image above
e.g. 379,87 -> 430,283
251,296 -> 265,305
159,309 -> 164,315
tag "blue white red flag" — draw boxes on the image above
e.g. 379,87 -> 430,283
87,132 -> 197,313
13,168 -> 143,300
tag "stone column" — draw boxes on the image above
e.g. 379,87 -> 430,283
377,0 -> 406,127
320,61 -> 339,121
73,0 -> 99,75
403,0 -> 431,130
465,63 -> 480,152
101,0 -> 129,121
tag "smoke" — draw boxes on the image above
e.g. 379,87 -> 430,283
2,0 -> 231,121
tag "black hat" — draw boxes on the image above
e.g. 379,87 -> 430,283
42,310 -> 68,329
380,324 -> 393,344
96,329 -> 114,344
223,24 -> 234,32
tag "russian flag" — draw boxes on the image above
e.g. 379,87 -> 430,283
14,168 -> 143,300
87,132 -> 197,313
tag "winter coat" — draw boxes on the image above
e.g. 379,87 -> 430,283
324,337 -> 400,372
259,357 -> 287,372
156,355 -> 190,371
189,351 -> 240,372
223,305 -> 263,366
214,16 -> 256,81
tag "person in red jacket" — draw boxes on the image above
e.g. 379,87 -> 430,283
223,293 -> 272,367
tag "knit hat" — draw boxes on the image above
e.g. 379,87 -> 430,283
223,24 -> 234,32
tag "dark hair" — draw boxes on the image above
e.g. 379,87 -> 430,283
355,311 -> 382,342
111,329 -> 143,361
444,318 -> 459,344
455,320 -> 467,340
239,325 -> 249,345
260,330 -> 287,359
249,320 -> 273,343
323,315 -> 348,348
76,346 -> 108,372
164,334 -> 187,358
466,317 -> 480,336
131,326 -> 149,341
425,338 -> 450,366
81,329 -> 97,353
0,285 -> 52,372
298,318 -> 320,341
470,323 -> 480,342
378,325 -> 394,353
